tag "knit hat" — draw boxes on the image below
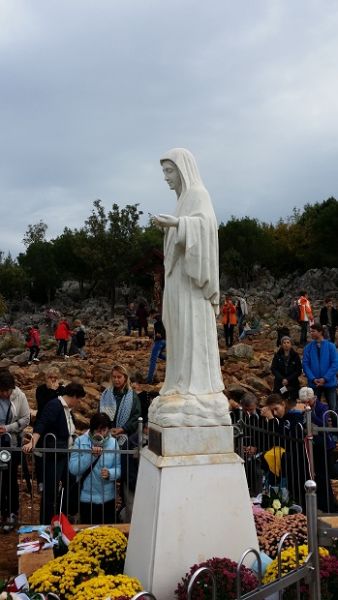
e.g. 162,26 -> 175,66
281,335 -> 291,343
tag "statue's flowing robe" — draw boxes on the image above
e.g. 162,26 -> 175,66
160,148 -> 224,397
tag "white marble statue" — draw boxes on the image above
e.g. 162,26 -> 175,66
148,148 -> 230,427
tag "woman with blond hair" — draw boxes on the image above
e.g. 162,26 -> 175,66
99,364 -> 141,447
35,366 -> 65,421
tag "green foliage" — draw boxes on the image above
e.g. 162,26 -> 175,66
23,221 -> 48,247
0,293 -> 7,317
2,196 -> 337,305
219,216 -> 271,286
0,252 -> 28,300
219,198 -> 338,280
0,333 -> 24,353
78,200 -> 143,309
18,241 -> 60,302
52,228 -> 92,292
295,197 -> 338,268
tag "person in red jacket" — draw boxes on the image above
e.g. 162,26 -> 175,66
26,325 -> 41,365
54,318 -> 71,357
222,296 -> 237,348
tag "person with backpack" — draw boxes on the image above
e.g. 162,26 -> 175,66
222,296 -> 237,348
297,291 -> 314,346
26,325 -> 41,365
69,319 -> 86,358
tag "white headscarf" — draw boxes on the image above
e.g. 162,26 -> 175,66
160,148 -> 203,195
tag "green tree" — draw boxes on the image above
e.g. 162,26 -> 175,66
218,217 -> 271,286
294,197 -> 338,268
0,252 -> 28,300
83,200 -> 143,312
52,228 -> 92,296
23,221 -> 48,247
18,241 -> 60,303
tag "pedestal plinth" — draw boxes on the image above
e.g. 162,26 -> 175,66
124,424 -> 259,599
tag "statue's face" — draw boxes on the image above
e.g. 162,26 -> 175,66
162,160 -> 182,195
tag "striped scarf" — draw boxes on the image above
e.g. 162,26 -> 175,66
100,387 -> 134,447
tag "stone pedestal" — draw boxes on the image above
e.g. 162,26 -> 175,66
124,425 -> 259,599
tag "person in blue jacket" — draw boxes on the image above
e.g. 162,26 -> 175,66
302,323 -> 338,411
69,412 -> 121,524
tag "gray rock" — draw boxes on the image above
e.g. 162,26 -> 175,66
93,331 -> 115,345
0,358 -> 11,368
227,343 -> 254,359
243,375 -> 271,393
12,351 -> 29,365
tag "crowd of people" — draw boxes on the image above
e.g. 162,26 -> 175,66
228,296 -> 338,513
0,291 -> 337,531
24,316 -> 87,364
0,360 -> 149,529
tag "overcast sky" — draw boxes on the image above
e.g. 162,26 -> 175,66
1,0 -> 338,258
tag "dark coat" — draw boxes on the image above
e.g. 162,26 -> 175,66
320,306 -> 338,328
35,384 -> 66,422
33,397 -> 73,448
271,348 -> 302,398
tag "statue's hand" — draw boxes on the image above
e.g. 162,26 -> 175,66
213,304 -> 220,316
154,214 -> 179,228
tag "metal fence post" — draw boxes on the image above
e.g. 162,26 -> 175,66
304,407 -> 315,480
237,407 -> 244,458
305,480 -> 321,600
137,417 -> 143,458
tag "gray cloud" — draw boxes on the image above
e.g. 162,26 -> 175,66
1,0 -> 338,257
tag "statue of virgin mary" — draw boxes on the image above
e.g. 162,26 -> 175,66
148,148 -> 230,427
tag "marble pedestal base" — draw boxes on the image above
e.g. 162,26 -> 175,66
124,425 -> 258,599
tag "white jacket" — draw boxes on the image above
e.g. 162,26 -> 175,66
4,387 -> 30,446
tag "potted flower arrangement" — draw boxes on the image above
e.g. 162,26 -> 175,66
71,574 -> 142,600
254,510 -> 308,559
27,526 -> 141,600
68,526 -> 127,575
28,550 -> 103,599
175,556 -> 258,599
262,544 -> 329,584
262,545 -> 338,600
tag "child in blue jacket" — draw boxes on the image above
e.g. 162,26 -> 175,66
69,412 -> 121,524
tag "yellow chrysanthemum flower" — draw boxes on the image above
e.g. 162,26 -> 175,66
28,550 -> 103,599
263,545 -> 329,584
72,573 -> 142,600
68,526 -> 128,574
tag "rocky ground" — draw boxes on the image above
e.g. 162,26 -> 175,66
0,310 -> 309,426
